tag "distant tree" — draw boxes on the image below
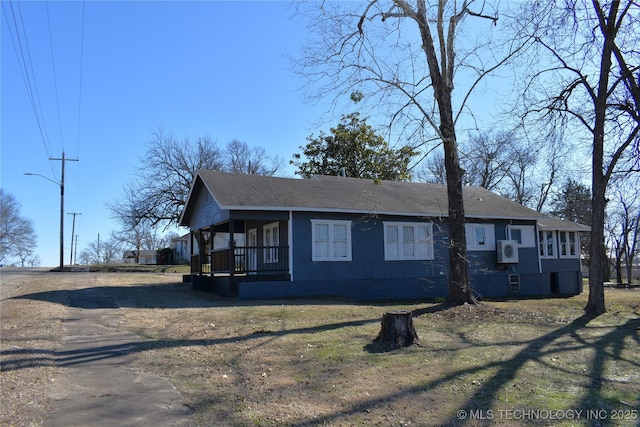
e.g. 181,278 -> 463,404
28,255 -> 41,267
112,221 -> 166,264
291,113 -> 417,181
549,179 -> 592,224
225,140 -> 283,175
606,176 -> 640,285
78,233 -> 121,265
109,129 -> 282,231
0,189 -> 36,265
461,130 -> 513,191
550,179 -> 593,265
420,129 -> 562,212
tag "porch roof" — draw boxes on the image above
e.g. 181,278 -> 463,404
180,170 -> 589,232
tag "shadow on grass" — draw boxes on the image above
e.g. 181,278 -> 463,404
0,313 -> 383,372
10,282 -> 439,310
1,281 -> 384,373
6,283 -> 639,426
294,312 -> 640,427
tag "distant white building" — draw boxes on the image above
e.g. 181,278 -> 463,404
171,234 -> 192,264
123,250 -> 157,264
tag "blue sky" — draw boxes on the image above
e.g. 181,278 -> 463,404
2,1 -> 338,266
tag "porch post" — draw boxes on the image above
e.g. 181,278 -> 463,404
289,210 -> 294,281
198,230 -> 205,276
209,226 -> 214,276
229,220 -> 235,278
189,231 -> 195,274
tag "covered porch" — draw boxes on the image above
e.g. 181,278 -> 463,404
187,215 -> 291,297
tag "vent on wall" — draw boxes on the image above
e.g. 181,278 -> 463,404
497,240 -> 519,263
509,274 -> 521,293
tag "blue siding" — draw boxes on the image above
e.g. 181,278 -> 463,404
235,214 -> 585,300
541,258 -> 583,295
182,210 -> 581,300
189,186 -> 228,230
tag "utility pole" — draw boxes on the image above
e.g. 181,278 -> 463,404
74,234 -> 79,265
25,150 -> 78,270
49,150 -> 79,270
68,212 -> 82,265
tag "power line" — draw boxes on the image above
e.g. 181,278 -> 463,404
46,0 -> 65,150
2,0 -> 57,178
73,0 -> 87,216
75,0 -> 85,157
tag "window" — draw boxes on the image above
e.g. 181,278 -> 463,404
263,222 -> 279,263
383,222 -> 434,260
311,220 -> 352,261
559,231 -> 579,258
465,224 -> 496,251
507,225 -> 536,247
538,230 -> 556,258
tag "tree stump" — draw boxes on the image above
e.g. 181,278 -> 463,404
372,310 -> 419,350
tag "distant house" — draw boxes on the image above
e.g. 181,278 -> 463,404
171,234 -> 192,264
178,170 -> 590,300
123,250 -> 157,265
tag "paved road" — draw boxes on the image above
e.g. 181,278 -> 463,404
0,267 -> 50,300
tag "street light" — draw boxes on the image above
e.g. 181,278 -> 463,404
24,172 -> 64,270
24,150 -> 78,270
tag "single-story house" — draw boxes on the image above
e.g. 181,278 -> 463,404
178,170 -> 590,300
123,249 -> 157,265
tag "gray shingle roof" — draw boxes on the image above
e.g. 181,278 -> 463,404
181,170 -> 589,231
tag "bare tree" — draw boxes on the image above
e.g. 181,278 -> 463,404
225,140 -> 283,175
112,220 -> 165,263
78,233 -> 122,265
296,1 -> 529,304
109,129 -> 284,234
420,128 -> 563,212
606,175 -> 640,285
133,129 -> 225,228
461,130 -> 513,191
511,0 -> 640,315
0,189 -> 36,265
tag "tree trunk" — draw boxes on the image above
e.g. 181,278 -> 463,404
585,0 -> 619,316
443,134 -> 475,304
372,311 -> 419,350
587,189 -> 607,314
412,4 -> 475,305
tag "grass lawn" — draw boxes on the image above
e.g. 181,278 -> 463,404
1,273 -> 638,426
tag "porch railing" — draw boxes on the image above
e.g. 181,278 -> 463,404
190,254 -> 211,275
210,246 -> 289,274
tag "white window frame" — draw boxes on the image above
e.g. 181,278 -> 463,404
383,222 -> 434,261
263,222 -> 279,263
558,231 -> 580,259
311,219 -> 352,261
465,223 -> 496,251
538,230 -> 557,259
507,225 -> 536,248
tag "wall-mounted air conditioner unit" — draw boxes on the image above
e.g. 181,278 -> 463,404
497,240 -> 519,263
